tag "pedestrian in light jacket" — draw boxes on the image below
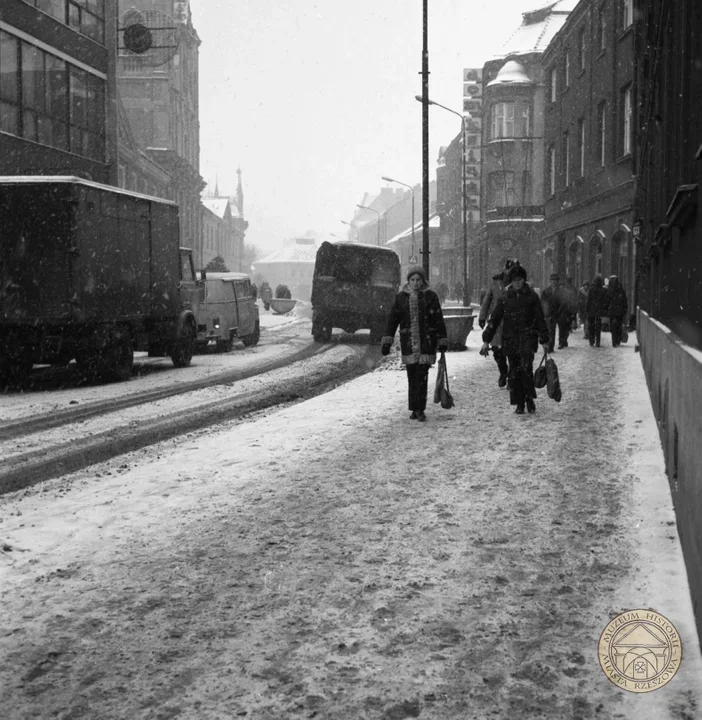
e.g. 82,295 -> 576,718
540,273 -> 563,351
607,275 -> 628,347
481,263 -> 549,415
381,265 -> 448,422
586,275 -> 608,347
578,280 -> 591,338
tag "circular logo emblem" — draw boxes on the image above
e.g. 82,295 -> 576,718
598,609 -> 682,692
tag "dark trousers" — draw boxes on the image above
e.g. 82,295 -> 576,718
492,346 -> 508,376
507,352 -> 536,407
406,364 -> 430,411
557,317 -> 571,347
588,316 -> 602,346
546,317 -> 557,352
610,315 -> 624,346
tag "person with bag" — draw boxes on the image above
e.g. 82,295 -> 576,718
607,275 -> 628,347
381,265 -> 448,422
586,275 -> 608,347
480,263 -> 549,415
540,272 -> 563,352
478,260 -> 516,387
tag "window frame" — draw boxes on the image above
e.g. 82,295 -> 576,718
563,130 -> 571,186
564,49 -> 570,88
490,100 -> 530,139
597,101 -> 607,167
621,84 -> 633,156
549,66 -> 557,103
577,117 -> 586,177
597,5 -> 607,52
549,144 -> 557,196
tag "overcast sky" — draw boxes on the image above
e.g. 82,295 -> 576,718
191,0 -> 536,255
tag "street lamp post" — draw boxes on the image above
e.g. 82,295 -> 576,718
421,0 -> 430,277
382,176 -> 416,264
415,95 -> 470,307
356,204 -> 381,246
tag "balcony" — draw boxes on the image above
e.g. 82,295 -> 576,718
486,205 -> 544,222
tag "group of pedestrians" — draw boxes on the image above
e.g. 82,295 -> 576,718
380,261 -> 630,422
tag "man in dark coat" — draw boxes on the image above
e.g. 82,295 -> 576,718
607,275 -> 628,347
540,272 -> 563,352
381,265 -> 448,422
586,275 -> 608,347
481,263 -> 550,414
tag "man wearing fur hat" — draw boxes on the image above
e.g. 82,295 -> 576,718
381,265 -> 449,422
478,260 -> 516,387
480,263 -> 549,414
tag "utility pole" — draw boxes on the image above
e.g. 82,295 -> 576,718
421,0 -> 430,277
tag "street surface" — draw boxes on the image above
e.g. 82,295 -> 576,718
1,324 -> 701,719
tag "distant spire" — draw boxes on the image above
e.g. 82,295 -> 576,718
214,175 -> 220,197
236,166 -> 244,216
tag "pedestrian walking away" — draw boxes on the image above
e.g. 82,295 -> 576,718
478,259 -> 515,388
481,262 -> 549,415
540,272 -> 563,352
586,275 -> 608,347
578,280 -> 590,338
382,265 -> 449,422
607,275 -> 628,347
562,276 -> 579,336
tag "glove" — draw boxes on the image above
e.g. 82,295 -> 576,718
478,319 -> 486,329
381,344 -> 391,356
479,343 -> 490,357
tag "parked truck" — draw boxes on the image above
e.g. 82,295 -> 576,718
0,176 -> 202,387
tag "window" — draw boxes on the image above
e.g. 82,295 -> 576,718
0,30 -> 105,160
27,0 -> 105,44
598,5 -> 607,51
619,0 -> 633,30
564,50 -> 570,87
549,67 -> 557,103
490,101 -> 530,139
577,117 -> 585,177
621,85 -> 632,155
549,145 -> 556,196
488,171 -> 519,207
0,31 -> 19,134
563,130 -> 570,186
597,101 -> 607,166
578,27 -> 586,72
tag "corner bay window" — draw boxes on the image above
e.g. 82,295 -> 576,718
27,0 -> 106,44
488,171 -> 532,207
490,101 -> 530,139
0,30 -> 105,161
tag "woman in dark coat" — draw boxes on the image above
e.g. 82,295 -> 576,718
480,263 -> 549,414
381,265 -> 448,422
586,275 -> 608,347
607,275 -> 628,347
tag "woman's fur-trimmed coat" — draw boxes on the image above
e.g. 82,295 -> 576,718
382,286 -> 448,364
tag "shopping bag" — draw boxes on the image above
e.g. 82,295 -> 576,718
533,352 -> 547,389
433,355 -> 446,404
545,354 -> 562,403
433,354 -> 455,408
621,325 -> 629,344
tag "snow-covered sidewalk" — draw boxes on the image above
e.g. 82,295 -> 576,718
1,329 -> 700,719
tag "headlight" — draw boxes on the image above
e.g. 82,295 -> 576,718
213,317 -> 220,329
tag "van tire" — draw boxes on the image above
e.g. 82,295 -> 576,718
241,321 -> 260,347
171,321 -> 195,368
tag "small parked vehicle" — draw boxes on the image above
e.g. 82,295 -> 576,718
195,272 -> 260,351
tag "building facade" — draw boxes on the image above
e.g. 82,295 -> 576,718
116,0 -> 204,252
472,2 -> 577,294
632,0 -> 702,643
541,0 -> 636,306
0,0 -> 118,183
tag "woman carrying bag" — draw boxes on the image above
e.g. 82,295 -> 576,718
381,265 -> 449,422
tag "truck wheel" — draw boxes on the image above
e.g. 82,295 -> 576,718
104,336 -> 134,382
0,336 -> 33,389
241,321 -> 260,347
322,325 -> 332,342
171,322 -> 195,368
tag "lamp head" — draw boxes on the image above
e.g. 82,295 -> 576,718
415,95 -> 432,104
381,176 -> 394,182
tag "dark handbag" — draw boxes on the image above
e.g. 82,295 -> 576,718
433,353 -> 455,409
621,325 -> 629,344
545,353 -> 562,403
533,352 -> 547,389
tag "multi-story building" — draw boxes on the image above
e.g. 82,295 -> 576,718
541,0 -> 636,305
632,0 -> 702,643
116,0 -> 205,253
0,0 -> 118,182
473,1 -> 577,294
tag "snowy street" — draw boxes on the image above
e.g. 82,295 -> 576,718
1,328 -> 701,719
